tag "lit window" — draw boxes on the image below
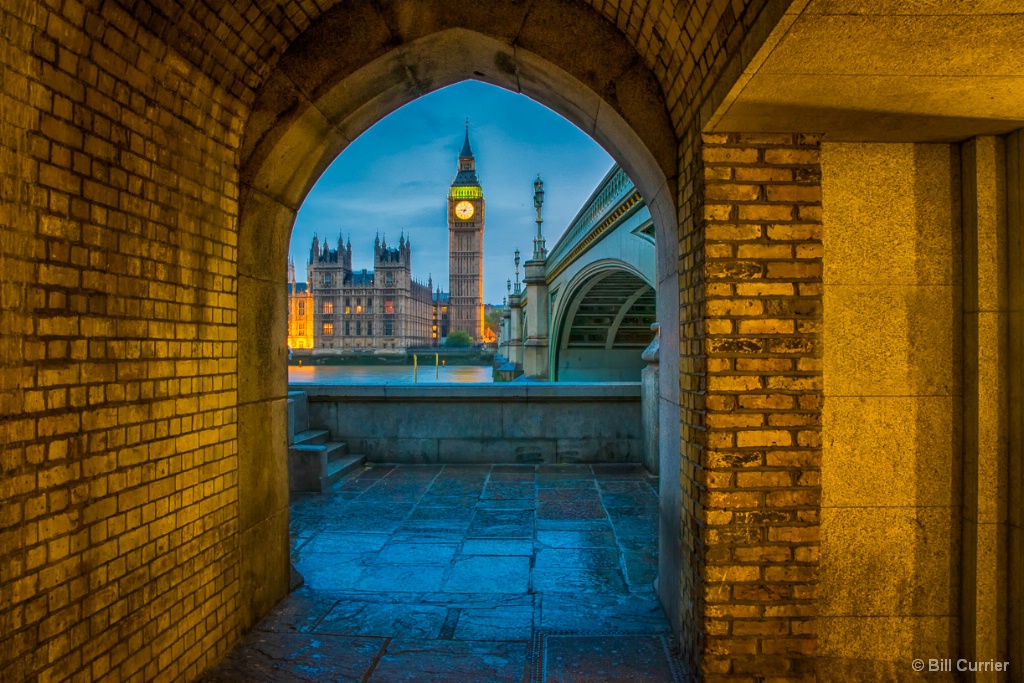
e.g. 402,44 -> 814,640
323,301 -> 333,315
344,306 -> 351,315
442,306 -> 448,313
385,300 -> 394,314
323,322 -> 333,336
356,304 -> 363,314
298,301 -> 305,315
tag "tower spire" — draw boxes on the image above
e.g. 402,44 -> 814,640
460,119 -> 474,159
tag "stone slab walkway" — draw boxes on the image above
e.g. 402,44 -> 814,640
200,464 -> 683,682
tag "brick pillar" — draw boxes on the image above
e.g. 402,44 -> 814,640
697,133 -> 824,681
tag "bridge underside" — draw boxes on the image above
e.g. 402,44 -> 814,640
555,270 -> 655,382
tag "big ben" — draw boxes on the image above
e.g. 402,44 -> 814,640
447,123 -> 485,342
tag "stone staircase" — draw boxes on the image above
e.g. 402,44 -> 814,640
287,391 -> 364,493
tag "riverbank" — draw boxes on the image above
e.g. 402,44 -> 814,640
289,347 -> 495,367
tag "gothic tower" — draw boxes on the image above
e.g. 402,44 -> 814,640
447,123 -> 485,341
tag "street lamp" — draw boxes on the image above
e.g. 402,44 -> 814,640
533,175 -> 546,259
514,249 -> 521,295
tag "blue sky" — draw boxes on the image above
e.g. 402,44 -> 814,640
289,80 -> 615,304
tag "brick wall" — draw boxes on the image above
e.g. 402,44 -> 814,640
0,2 -> 242,681
692,133 -> 824,682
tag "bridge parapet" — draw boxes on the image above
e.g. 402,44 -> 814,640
546,166 -> 637,277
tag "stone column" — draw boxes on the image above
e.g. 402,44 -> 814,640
523,258 -> 549,380
508,292 -> 523,367
961,134 -> 1011,680
640,323 -> 660,474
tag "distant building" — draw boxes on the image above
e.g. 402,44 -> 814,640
287,124 -> 488,352
286,260 -> 313,349
299,233 -> 434,351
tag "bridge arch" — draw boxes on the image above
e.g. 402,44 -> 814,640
549,260 -> 655,381
234,0 -> 683,644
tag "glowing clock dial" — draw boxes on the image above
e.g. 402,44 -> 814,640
454,200 -> 475,220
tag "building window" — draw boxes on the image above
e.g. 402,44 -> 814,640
367,322 -> 373,336
384,320 -> 393,336
323,322 -> 333,336
323,301 -> 333,315
345,321 -> 350,336
324,274 -> 332,286
385,300 -> 394,314
356,321 -> 362,336
367,300 -> 373,313
386,273 -> 394,286
298,301 -> 305,315
356,301 -> 363,314
442,306 -> 448,313
344,298 -> 351,315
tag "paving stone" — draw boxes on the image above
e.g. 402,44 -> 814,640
353,564 -> 448,593
210,464 -> 672,681
454,605 -> 534,641
482,481 -> 536,499
541,634 -> 676,683
444,555 -> 531,593
468,508 -> 535,538
254,589 -> 340,633
537,500 -> 607,521
199,632 -> 384,682
315,600 -> 448,639
368,639 -> 529,683
301,532 -> 390,554
375,542 -> 458,565
536,529 -> 618,549
295,555 -> 370,592
532,566 -> 629,594
540,594 -> 671,633
459,539 -> 534,556
534,547 -> 620,570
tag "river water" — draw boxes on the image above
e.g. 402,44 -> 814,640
288,364 -> 495,384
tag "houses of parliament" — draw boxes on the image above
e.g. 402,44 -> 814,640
287,126 -> 486,352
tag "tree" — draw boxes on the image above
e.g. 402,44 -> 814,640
445,329 -> 473,347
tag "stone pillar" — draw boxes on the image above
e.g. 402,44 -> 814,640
523,259 -> 549,380
1007,128 -> 1024,683
508,292 -> 523,367
961,135 -> 1010,680
696,133 -> 824,681
819,141 -> 961,678
640,323 -> 660,475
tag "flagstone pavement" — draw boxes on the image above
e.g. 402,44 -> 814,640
200,463 -> 683,682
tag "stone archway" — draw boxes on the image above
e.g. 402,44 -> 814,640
233,0 -> 682,646
550,262 -> 655,381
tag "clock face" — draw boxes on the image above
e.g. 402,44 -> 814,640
454,200 -> 475,220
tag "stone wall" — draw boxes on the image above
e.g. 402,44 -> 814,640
819,143 -> 962,678
293,383 -> 643,465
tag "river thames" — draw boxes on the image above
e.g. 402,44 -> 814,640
288,364 -> 495,384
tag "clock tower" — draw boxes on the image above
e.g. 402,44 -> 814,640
447,123 -> 485,342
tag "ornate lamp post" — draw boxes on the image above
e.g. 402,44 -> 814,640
514,249 -> 521,295
532,175 -> 546,260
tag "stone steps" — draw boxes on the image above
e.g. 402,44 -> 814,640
288,439 -> 365,493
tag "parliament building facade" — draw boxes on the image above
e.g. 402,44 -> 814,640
287,127 -> 484,352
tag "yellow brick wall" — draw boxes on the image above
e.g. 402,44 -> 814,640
0,2 -> 242,681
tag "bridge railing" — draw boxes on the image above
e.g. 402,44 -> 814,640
545,166 -> 634,273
